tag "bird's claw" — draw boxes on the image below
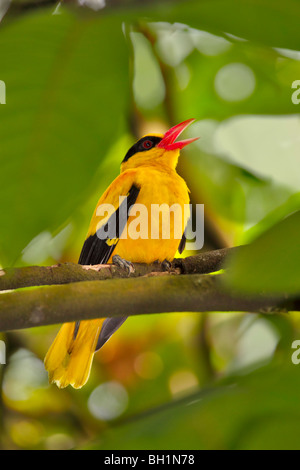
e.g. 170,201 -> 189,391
161,259 -> 172,272
112,255 -> 135,276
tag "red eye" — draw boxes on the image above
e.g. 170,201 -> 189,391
142,140 -> 153,149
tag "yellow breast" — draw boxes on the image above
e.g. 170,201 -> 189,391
86,163 -> 190,264
114,166 -> 190,263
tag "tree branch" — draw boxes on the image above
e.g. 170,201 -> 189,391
0,246 -> 243,292
0,246 -> 298,333
0,272 -> 296,332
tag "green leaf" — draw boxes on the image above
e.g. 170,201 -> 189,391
0,8 -> 129,265
135,0 -> 300,50
224,210 -> 300,295
85,361 -> 300,450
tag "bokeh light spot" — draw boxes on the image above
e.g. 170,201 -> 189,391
10,420 -> 43,448
175,63 -> 191,90
215,63 -> 256,102
169,370 -> 199,397
228,316 -> 280,373
45,433 -> 75,450
3,348 -> 48,402
134,351 -> 164,380
155,26 -> 194,67
88,381 -> 128,421
131,32 -> 166,110
190,29 -> 232,56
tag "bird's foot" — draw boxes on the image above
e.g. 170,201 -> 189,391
112,255 -> 135,276
161,259 -> 172,272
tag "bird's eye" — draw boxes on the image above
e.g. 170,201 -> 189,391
142,140 -> 153,150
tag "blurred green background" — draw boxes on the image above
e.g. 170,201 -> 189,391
0,0 -> 300,450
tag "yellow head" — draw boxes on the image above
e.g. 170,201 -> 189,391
121,119 -> 198,172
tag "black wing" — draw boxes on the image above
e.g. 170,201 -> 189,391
74,184 -> 140,342
178,231 -> 186,254
95,316 -> 127,351
78,184 -> 140,265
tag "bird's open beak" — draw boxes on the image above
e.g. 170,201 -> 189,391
157,119 -> 199,150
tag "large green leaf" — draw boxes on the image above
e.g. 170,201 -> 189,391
172,0 -> 300,50
224,210 -> 300,295
116,0 -> 300,50
0,8 -> 129,265
9,1 -> 300,51
85,360 -> 300,450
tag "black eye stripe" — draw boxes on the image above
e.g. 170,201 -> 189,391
122,136 -> 162,163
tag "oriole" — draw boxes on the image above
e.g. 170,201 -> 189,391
44,119 -> 198,389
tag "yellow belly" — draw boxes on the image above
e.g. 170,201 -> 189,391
110,167 -> 190,263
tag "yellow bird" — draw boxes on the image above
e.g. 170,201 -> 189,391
44,119 -> 198,389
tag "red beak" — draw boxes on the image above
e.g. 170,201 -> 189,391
157,119 -> 199,150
